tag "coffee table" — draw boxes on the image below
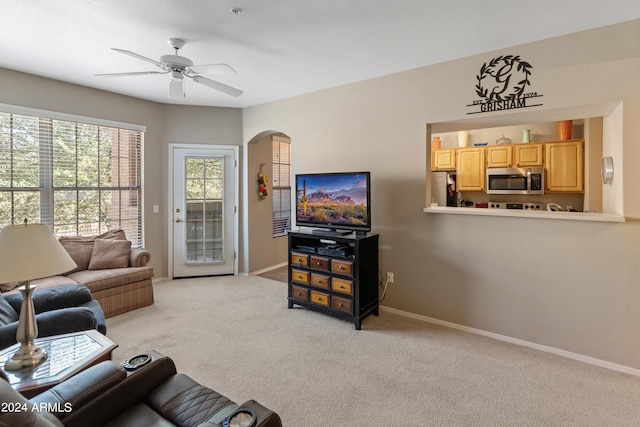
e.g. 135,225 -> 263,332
0,329 -> 117,398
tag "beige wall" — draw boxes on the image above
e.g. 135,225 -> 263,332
1,20 -> 639,370
243,20 -> 640,369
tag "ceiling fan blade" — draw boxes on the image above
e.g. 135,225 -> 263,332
192,76 -> 243,97
95,71 -> 168,77
189,63 -> 236,75
112,48 -> 166,69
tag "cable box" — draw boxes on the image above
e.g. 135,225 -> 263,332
318,245 -> 347,257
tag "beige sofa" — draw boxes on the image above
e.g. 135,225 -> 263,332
0,230 -> 154,318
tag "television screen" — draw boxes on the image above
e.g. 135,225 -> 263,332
295,172 -> 371,234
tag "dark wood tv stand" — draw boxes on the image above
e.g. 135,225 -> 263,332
287,230 -> 379,330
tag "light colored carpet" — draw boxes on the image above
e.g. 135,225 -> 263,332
107,276 -> 640,426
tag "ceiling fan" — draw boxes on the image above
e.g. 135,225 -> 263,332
96,38 -> 243,98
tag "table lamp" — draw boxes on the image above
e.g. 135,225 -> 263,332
0,221 -> 76,371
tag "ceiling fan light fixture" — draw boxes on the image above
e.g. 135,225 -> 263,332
169,78 -> 184,99
170,70 -> 183,81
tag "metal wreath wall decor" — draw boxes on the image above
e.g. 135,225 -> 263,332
467,54 -> 543,115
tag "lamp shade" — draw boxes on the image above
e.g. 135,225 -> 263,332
0,223 -> 76,283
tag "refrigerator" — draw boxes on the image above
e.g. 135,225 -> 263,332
431,171 -> 457,207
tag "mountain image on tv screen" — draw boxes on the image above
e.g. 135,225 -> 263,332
297,174 -> 368,226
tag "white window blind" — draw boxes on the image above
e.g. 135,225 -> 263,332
0,110 -> 144,247
272,136 -> 291,237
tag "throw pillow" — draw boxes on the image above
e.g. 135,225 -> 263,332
97,229 -> 127,240
0,281 -> 21,293
88,239 -> 131,270
59,236 -> 95,272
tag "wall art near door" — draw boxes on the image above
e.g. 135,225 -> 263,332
467,55 -> 543,115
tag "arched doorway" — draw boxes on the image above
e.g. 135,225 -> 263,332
246,131 -> 292,274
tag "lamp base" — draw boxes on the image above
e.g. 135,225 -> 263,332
4,342 -> 47,371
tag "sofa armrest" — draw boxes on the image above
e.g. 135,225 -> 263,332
32,284 -> 93,312
31,360 -> 126,419
130,248 -> 151,267
61,353 -> 177,427
0,322 -> 19,349
4,292 -> 23,312
197,400 -> 283,427
35,307 -> 98,337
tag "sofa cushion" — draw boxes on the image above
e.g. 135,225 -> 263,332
68,267 -> 153,293
88,240 -> 131,270
0,296 -> 19,326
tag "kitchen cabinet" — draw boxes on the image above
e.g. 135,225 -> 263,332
456,147 -> 485,192
545,140 -> 584,193
431,148 -> 456,171
514,143 -> 544,167
486,145 -> 513,168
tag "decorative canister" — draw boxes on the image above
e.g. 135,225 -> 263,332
558,120 -> 573,140
432,136 -> 441,149
523,129 -> 531,143
458,130 -> 469,147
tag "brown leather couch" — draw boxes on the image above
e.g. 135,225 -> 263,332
0,351 -> 282,427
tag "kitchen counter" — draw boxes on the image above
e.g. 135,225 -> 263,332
423,206 -> 625,223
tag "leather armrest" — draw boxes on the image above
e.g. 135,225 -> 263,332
130,248 -> 151,267
31,360 -> 126,419
196,400 -> 283,427
62,353 -> 177,427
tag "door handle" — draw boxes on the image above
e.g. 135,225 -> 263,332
175,218 -> 183,223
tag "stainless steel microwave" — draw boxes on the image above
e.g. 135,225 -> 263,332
486,167 -> 544,195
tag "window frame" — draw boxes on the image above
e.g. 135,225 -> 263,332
0,103 -> 146,246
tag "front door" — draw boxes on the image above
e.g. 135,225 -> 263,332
169,144 -> 237,278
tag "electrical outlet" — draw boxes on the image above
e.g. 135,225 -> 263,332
387,272 -> 394,284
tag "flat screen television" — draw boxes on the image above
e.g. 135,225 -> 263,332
295,171 -> 371,235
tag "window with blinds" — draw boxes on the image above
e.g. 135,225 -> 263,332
272,136 -> 291,237
0,110 -> 144,247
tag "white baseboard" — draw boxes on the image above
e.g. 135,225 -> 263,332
380,305 -> 640,377
250,262 -> 287,276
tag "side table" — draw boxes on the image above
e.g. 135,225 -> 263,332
0,329 -> 117,398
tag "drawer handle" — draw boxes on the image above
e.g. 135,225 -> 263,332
338,266 -> 344,270
338,303 -> 343,307
316,279 -> 322,284
317,297 -> 323,302
296,292 -> 302,297
316,261 -> 322,266
339,285 -> 345,289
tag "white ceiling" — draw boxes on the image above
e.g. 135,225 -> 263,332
2,1 -> 639,108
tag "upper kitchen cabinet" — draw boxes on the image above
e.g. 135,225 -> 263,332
545,140 -> 584,193
456,147 -> 485,192
486,145 -> 513,168
514,143 -> 544,167
431,148 -> 456,171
